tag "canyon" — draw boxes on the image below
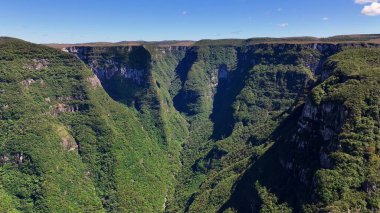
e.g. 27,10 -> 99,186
1,35 -> 380,212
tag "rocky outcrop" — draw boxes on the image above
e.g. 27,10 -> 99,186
61,136 -> 78,151
0,152 -> 32,166
48,103 -> 83,116
25,59 -> 49,70
279,100 -> 347,186
65,46 -> 148,85
21,78 -> 44,87
87,75 -> 102,88
21,78 -> 36,86
90,61 -> 145,84
154,46 -> 190,55
296,101 -> 346,149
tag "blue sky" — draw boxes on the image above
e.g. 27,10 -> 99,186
0,0 -> 379,43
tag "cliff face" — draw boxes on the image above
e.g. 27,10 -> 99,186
2,38 -> 379,213
0,38 -> 177,212
66,43 -> 376,114
64,42 -> 380,212
224,48 -> 380,213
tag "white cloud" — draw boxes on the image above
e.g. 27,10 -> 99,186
277,23 -> 289,28
181,10 -> 188,15
355,0 -> 378,4
362,2 -> 380,16
322,17 -> 329,21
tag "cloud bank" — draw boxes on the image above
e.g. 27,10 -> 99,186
361,2 -> 380,15
355,0 -> 378,4
355,0 -> 380,16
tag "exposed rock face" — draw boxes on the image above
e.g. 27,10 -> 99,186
154,46 -> 189,54
65,43 -> 380,112
279,101 -> 346,184
65,43 -> 380,83
65,46 -> 147,85
61,136 -> 78,151
14,152 -> 26,164
91,61 -> 145,84
0,152 -> 32,166
0,154 -> 10,165
49,103 -> 81,116
363,181 -> 377,194
87,75 -> 102,88
21,78 -> 36,86
210,64 -> 229,89
297,101 -> 346,148
25,59 -> 49,70
66,46 -> 159,112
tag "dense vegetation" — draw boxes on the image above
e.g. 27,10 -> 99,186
0,38 -> 174,212
1,36 -> 380,213
221,48 -> 380,213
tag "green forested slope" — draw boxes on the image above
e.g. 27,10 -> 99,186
2,37 -> 380,213
0,38 -> 173,212
223,48 -> 380,213
175,44 -> 318,212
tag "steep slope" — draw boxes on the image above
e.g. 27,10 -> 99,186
223,48 -> 380,212
65,41 -> 380,213
174,44 -> 321,212
0,38 -> 174,212
65,41 -> 379,212
65,44 -> 191,210
7,37 -> 377,213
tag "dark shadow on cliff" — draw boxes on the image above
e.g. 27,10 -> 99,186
218,104 -> 322,213
209,50 -> 254,140
100,46 -> 153,109
172,47 -> 199,115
